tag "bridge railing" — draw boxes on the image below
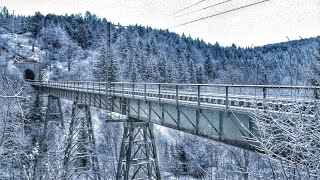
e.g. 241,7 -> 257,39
28,80 -> 320,111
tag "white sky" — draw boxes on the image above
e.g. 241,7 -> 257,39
1,0 -> 319,47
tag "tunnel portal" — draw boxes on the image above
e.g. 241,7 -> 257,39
24,69 -> 35,80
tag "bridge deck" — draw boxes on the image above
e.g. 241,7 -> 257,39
29,81 -> 318,150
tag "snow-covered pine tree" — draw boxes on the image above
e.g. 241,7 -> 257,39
158,57 -> 167,83
196,65 -> 204,84
203,53 -> 215,83
186,52 -> 196,83
128,53 -> 139,82
310,40 -> 320,86
94,41 -> 118,82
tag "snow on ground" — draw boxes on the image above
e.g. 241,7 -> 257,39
162,172 -> 200,180
0,32 -> 45,62
155,125 -> 179,143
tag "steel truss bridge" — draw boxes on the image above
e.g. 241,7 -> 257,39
29,80 -> 318,180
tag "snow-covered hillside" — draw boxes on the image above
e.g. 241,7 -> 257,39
0,31 -> 44,62
1,7 -> 320,180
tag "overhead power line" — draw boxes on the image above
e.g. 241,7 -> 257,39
171,0 -> 271,29
176,0 -> 232,18
170,0 -> 210,16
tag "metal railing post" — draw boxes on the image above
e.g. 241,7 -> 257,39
263,87 -> 267,100
263,87 -> 267,110
197,85 -> 200,107
158,84 -> 161,103
121,83 -> 125,115
314,87 -> 319,100
176,85 -> 179,105
176,84 -> 180,129
113,83 -> 115,97
132,83 -> 135,98
144,84 -> 147,101
73,82 -> 76,99
122,83 -> 124,98
196,85 -> 201,134
226,86 -> 229,111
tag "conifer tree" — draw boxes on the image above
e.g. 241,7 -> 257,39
158,57 -> 167,83
186,53 -> 196,83
94,43 -> 118,82
196,66 -> 204,84
203,54 -> 215,82
310,40 -> 320,86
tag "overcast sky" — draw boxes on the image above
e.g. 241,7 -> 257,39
1,0 -> 319,47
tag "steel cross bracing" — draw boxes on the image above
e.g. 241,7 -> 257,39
36,95 -> 65,179
30,81 -> 320,151
116,120 -> 161,180
63,101 -> 101,180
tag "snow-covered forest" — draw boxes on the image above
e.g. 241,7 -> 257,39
1,6 -> 320,180
1,7 -> 319,85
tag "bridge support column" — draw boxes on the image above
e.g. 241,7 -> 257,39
63,102 -> 101,180
37,95 -> 64,179
116,120 -> 161,180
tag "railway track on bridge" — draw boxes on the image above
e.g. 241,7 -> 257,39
27,80 -> 320,179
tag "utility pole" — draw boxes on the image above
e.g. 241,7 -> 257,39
251,43 -> 258,85
105,22 -> 113,122
286,36 -> 299,86
107,22 -> 111,82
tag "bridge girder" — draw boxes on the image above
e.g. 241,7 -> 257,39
29,81 -> 320,178
31,81 -> 261,150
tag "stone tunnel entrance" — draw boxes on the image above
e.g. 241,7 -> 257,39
24,69 -> 35,81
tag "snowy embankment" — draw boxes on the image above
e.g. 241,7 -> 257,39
0,31 -> 44,62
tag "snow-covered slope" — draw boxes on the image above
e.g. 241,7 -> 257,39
0,32 -> 45,62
